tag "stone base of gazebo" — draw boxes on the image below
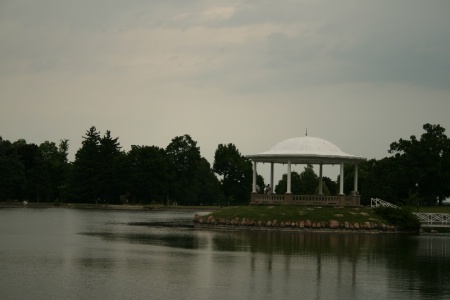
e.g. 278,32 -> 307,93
250,194 -> 361,207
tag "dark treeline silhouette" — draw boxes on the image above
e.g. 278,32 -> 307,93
0,126 -> 251,205
1,123 -> 449,206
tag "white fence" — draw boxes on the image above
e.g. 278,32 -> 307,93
414,213 -> 450,227
371,198 -> 450,228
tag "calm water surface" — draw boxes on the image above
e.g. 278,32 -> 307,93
0,208 -> 449,300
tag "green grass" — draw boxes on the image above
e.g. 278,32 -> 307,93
407,205 -> 450,213
207,205 -> 387,224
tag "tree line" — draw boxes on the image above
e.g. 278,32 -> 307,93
0,126 -> 254,205
1,123 -> 449,206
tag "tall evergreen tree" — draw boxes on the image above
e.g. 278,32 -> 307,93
98,130 -> 122,204
322,176 -> 338,196
67,126 -> 101,203
298,164 -> 318,195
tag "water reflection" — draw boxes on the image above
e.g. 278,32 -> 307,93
1,208 -> 449,300
87,219 -> 450,300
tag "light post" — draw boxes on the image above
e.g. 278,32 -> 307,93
416,183 -> 419,212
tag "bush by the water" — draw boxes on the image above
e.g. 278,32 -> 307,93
373,206 -> 421,231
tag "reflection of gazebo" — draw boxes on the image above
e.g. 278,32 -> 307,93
246,136 -> 366,206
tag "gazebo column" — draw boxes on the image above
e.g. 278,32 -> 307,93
287,160 -> 292,194
252,161 -> 257,193
354,164 -> 359,193
319,164 -> 323,195
270,162 -> 274,192
339,162 -> 345,195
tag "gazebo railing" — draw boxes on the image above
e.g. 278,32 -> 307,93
251,194 -> 360,206
253,194 -> 285,203
293,195 -> 342,206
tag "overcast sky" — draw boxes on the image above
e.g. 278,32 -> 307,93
1,0 -> 450,180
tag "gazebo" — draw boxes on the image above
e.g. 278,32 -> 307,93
246,136 -> 366,206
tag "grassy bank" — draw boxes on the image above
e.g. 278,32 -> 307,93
205,205 -> 385,224
408,205 -> 450,213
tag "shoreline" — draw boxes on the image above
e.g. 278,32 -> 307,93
2,202 -> 443,234
193,214 -> 428,234
0,202 -> 218,212
193,223 -> 413,234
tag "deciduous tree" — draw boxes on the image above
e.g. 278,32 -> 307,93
213,143 -> 252,204
166,135 -> 201,205
14,141 -> 49,201
39,140 -> 70,202
127,145 -> 168,204
389,123 -> 450,205
0,137 -> 25,201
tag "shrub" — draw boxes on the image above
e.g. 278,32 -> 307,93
373,206 -> 421,231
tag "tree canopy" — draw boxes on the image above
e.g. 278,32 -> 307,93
388,123 -> 450,205
1,123 -> 450,206
213,143 -> 253,205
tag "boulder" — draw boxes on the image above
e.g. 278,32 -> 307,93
329,220 -> 340,229
305,220 -> 311,228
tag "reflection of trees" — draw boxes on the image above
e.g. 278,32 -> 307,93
213,231 -> 384,258
211,231 -> 450,299
212,231 -> 383,289
384,236 -> 450,299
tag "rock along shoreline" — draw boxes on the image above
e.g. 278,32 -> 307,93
193,214 -> 416,234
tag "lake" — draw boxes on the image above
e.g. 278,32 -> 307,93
0,208 -> 449,300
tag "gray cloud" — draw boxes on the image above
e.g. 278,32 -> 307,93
1,0 -> 450,181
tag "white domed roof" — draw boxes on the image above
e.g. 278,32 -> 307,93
264,136 -> 349,156
246,136 -> 365,164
